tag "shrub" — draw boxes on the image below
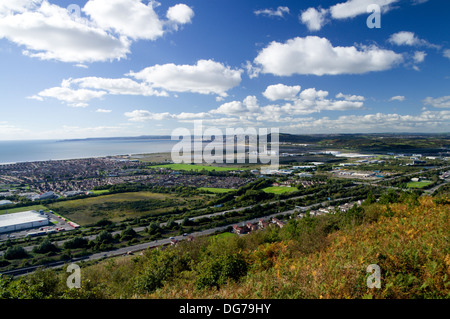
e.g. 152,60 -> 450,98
4,246 -> 28,260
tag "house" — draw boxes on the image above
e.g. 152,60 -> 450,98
232,224 -> 248,235
271,217 -> 285,228
258,219 -> 269,229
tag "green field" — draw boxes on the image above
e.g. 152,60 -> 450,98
0,204 -> 48,215
90,189 -> 110,195
151,163 -> 246,172
48,191 -> 205,226
262,186 -> 299,194
407,181 -> 433,188
198,187 -> 235,193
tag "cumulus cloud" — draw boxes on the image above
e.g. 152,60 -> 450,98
166,3 -> 194,25
388,31 -> 440,50
423,96 -> 450,108
31,76 -> 168,107
32,59 -> 241,107
282,110 -> 450,133
253,36 -> 403,76
330,0 -> 399,20
128,59 -> 243,97
389,31 -> 423,46
0,0 -> 194,63
30,85 -> 107,107
263,84 -> 301,101
300,7 -> 328,31
298,0 -> 399,30
71,77 -> 168,97
413,51 -> 426,63
389,95 -> 406,101
336,93 -> 365,101
254,6 -> 289,18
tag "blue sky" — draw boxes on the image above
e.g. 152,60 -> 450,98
0,0 -> 449,140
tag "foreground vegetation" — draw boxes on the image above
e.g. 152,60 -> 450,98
1,191 -> 448,299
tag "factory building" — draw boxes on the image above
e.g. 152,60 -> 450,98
0,210 -> 49,234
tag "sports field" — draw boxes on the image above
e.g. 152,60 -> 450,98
406,181 -> 433,188
262,186 -> 299,194
198,187 -> 235,193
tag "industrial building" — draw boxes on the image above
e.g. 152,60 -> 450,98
0,210 -> 49,234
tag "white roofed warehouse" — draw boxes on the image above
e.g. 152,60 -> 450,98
0,210 -> 50,234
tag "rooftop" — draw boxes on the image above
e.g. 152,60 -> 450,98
0,210 -> 48,228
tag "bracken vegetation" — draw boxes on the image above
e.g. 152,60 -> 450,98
0,191 -> 448,299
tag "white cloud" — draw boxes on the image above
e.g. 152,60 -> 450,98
330,0 -> 399,20
166,4 -> 194,25
283,110 -> 450,133
32,85 -> 107,107
423,96 -> 450,108
263,84 -> 301,101
83,0 -> 164,40
443,49 -> 450,60
413,51 -> 426,63
336,92 -> 365,101
71,77 -> 168,97
0,0 -> 130,63
124,110 -> 173,122
300,7 -> 328,31
388,31 -> 440,50
389,95 -> 406,101
388,31 -> 422,46
244,60 -> 261,79
124,109 -> 210,122
96,108 -> 112,113
32,76 -> 169,107
0,0 -> 194,63
128,59 -> 243,97
254,6 -> 289,18
254,36 -> 403,76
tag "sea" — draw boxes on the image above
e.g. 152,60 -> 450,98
0,138 -> 179,164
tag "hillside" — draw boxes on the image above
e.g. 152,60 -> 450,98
0,193 -> 448,299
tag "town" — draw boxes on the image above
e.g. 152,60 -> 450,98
0,134 -> 449,279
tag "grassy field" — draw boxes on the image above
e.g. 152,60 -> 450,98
0,204 -> 48,215
407,181 -> 433,188
151,163 -> 247,172
198,187 -> 235,193
90,189 -> 110,195
47,192 -> 204,226
262,186 -> 299,194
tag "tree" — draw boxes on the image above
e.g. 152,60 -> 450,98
121,226 -> 137,241
33,238 -> 58,254
96,230 -> 113,244
148,222 -> 161,235
63,236 -> 89,249
4,245 -> 28,260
